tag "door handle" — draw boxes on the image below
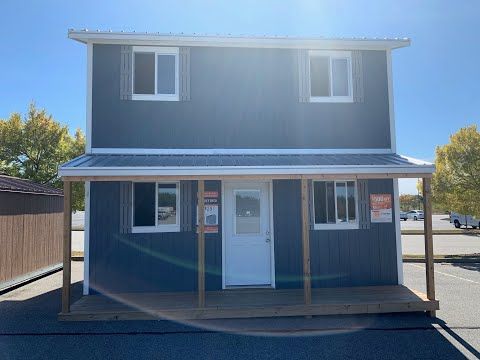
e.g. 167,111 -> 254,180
265,230 -> 271,242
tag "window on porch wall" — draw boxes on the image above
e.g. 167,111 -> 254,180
313,180 -> 358,229
132,182 -> 180,232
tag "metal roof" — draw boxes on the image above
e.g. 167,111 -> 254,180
59,153 -> 434,178
68,29 -> 410,50
0,175 -> 63,196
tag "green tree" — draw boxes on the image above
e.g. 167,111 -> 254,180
432,125 -> 480,217
399,194 -> 423,211
0,103 -> 85,210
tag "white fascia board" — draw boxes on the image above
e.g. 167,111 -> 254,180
59,164 -> 435,177
90,148 -> 393,155
68,31 -> 410,50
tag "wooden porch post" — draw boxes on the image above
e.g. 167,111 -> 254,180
197,180 -> 206,308
62,180 -> 72,313
422,177 -> 436,317
301,178 -> 312,305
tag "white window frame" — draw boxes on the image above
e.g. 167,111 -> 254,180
132,181 -> 181,233
131,46 -> 179,101
309,50 -> 353,103
313,180 -> 359,230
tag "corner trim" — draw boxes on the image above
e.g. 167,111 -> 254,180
86,43 -> 93,154
393,179 -> 403,285
83,181 -> 90,295
386,49 -> 396,153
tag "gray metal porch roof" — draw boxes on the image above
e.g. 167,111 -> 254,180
59,153 -> 434,178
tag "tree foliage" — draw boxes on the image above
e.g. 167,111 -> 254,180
432,125 -> 480,217
399,194 -> 423,212
0,103 -> 85,210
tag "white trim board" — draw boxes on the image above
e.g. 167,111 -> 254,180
393,179 -> 403,285
90,148 -> 394,155
68,31 -> 411,50
59,164 -> 435,178
86,42 -> 93,154
83,181 -> 90,295
386,49 -> 396,153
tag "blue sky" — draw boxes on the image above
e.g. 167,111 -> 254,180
1,0 -> 479,193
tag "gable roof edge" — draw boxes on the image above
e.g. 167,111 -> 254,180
68,30 -> 410,50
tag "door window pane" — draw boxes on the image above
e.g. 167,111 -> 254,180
156,54 -> 176,95
134,52 -> 155,94
336,182 -> 347,223
157,183 -> 178,225
235,190 -> 260,234
310,56 -> 330,97
134,183 -> 155,226
332,58 -> 349,96
347,181 -> 356,222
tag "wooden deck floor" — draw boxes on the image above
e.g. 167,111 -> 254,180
59,285 -> 439,321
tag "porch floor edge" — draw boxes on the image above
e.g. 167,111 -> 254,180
58,285 -> 439,321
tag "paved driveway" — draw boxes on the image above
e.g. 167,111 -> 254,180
1,261 -> 479,359
400,214 -> 453,230
402,234 -> 480,255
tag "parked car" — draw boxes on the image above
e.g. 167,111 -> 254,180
407,210 -> 424,221
450,212 -> 480,229
400,211 -> 408,221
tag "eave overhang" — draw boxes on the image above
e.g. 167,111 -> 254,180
59,153 -> 434,181
68,30 -> 411,50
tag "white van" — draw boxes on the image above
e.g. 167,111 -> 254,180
450,212 -> 480,229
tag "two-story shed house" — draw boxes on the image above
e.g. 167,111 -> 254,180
59,30 -> 438,320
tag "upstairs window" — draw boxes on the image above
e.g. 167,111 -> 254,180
313,180 -> 358,229
309,51 -> 353,102
132,46 -> 179,101
132,182 -> 180,233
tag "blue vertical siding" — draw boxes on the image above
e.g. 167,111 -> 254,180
89,179 -> 398,294
204,181 -> 223,291
273,179 -> 398,289
272,180 -> 304,289
89,181 -> 222,294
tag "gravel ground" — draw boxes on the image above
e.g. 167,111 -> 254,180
1,261 -> 479,359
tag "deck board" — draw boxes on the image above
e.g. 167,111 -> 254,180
60,285 -> 439,321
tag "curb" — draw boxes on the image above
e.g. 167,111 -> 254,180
401,230 -> 480,235
403,256 -> 480,263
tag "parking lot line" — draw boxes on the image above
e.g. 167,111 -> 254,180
406,263 -> 480,285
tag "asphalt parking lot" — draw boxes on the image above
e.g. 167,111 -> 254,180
400,214 -> 453,230
1,261 -> 479,359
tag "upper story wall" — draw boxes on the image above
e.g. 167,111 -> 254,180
91,44 -> 391,150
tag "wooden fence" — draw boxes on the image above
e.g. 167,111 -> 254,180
0,191 -> 63,289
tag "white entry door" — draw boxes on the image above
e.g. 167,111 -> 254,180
224,181 -> 273,287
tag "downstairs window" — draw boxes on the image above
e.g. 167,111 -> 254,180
313,180 -> 358,229
132,182 -> 180,233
